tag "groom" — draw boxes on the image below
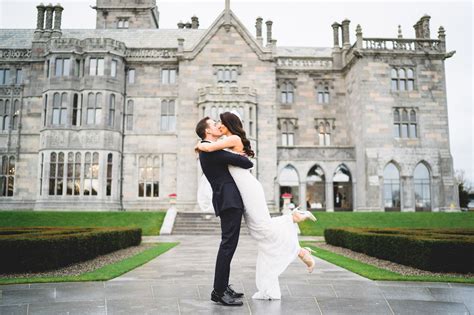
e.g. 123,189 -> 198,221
195,116 -> 253,306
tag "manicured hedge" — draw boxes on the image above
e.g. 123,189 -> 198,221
0,227 -> 141,273
324,228 -> 474,273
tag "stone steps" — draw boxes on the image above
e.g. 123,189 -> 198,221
172,211 -> 283,235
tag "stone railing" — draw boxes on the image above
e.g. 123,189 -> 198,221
0,49 -> 32,60
361,38 -> 444,53
276,57 -> 333,70
278,146 -> 355,161
197,86 -> 257,104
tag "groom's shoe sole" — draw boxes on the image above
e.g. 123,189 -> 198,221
211,294 -> 243,306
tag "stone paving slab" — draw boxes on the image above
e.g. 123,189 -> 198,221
0,235 -> 473,314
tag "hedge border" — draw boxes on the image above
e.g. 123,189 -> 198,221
0,226 -> 142,273
324,228 -> 474,273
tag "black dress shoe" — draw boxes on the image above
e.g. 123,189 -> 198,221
211,290 -> 243,306
225,284 -> 244,298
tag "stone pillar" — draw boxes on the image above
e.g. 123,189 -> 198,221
402,176 -> 415,212
266,20 -> 273,45
355,24 -> 363,49
44,4 -> 54,31
299,180 -> 307,211
36,4 -> 46,30
325,180 -> 334,212
438,26 -> 446,52
341,19 -> 351,49
191,16 -> 199,29
256,17 -> 263,44
352,181 -> 357,211
331,22 -> 340,48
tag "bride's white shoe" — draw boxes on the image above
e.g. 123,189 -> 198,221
291,206 -> 318,222
299,247 -> 316,273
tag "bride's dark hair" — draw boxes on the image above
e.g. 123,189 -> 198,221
220,112 -> 255,158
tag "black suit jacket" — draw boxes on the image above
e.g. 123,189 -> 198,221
199,143 -> 253,217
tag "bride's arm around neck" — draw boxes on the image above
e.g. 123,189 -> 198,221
197,135 -> 241,152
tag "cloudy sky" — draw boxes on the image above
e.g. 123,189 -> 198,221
1,0 -> 472,184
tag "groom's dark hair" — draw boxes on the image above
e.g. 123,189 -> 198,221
195,116 -> 211,140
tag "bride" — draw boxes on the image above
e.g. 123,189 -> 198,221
196,111 -> 317,300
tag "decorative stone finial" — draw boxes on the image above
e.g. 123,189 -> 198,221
398,25 -> 403,38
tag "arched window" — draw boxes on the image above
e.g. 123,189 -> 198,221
91,152 -> 99,196
306,165 -> 325,210
407,68 -> 415,91
52,93 -> 60,125
72,94 -> 79,126
280,119 -> 295,146
0,155 -> 15,196
0,99 -> 8,130
279,165 -> 300,208
391,67 -> 415,91
126,100 -> 134,130
108,94 -> 115,127
12,100 -> 19,130
84,152 -> 91,196
414,163 -> 431,211
49,152 -> 64,195
86,93 -> 101,125
394,108 -> 417,138
384,163 -> 400,211
106,153 -> 113,196
333,165 -> 352,211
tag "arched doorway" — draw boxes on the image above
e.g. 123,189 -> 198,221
306,165 -> 325,211
384,163 -> 401,211
414,163 -> 431,211
279,165 -> 299,209
333,164 -> 352,211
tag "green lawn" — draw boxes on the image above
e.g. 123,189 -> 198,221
299,212 -> 474,236
0,211 -> 166,236
301,242 -> 474,284
0,242 -> 178,285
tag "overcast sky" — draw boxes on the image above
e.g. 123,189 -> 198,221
1,0 -> 473,184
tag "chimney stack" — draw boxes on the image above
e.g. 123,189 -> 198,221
177,21 -> 184,29
191,16 -> 199,29
52,3 -> 63,37
255,17 -> 263,43
414,14 -> 431,39
265,20 -> 273,45
44,3 -> 54,31
185,21 -> 192,29
341,18 -> 351,49
35,3 -> 46,31
331,22 -> 340,48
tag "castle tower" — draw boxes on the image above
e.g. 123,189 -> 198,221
93,0 -> 159,29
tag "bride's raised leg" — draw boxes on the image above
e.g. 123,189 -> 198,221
298,247 -> 315,273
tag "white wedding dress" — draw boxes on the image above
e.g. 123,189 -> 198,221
198,157 -> 300,300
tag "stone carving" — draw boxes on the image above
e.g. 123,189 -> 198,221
197,86 -> 257,104
278,147 -> 355,161
0,87 -> 23,97
0,49 -> 32,60
276,58 -> 333,70
125,48 -> 177,60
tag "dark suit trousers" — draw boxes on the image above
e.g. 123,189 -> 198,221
213,208 -> 243,294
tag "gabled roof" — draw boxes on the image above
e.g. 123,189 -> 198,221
180,9 -> 272,61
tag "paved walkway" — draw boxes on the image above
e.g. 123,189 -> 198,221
0,235 -> 472,314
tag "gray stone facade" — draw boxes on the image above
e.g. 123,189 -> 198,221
0,2 -> 459,212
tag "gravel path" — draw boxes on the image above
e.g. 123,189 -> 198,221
313,242 -> 474,278
0,243 -> 155,279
